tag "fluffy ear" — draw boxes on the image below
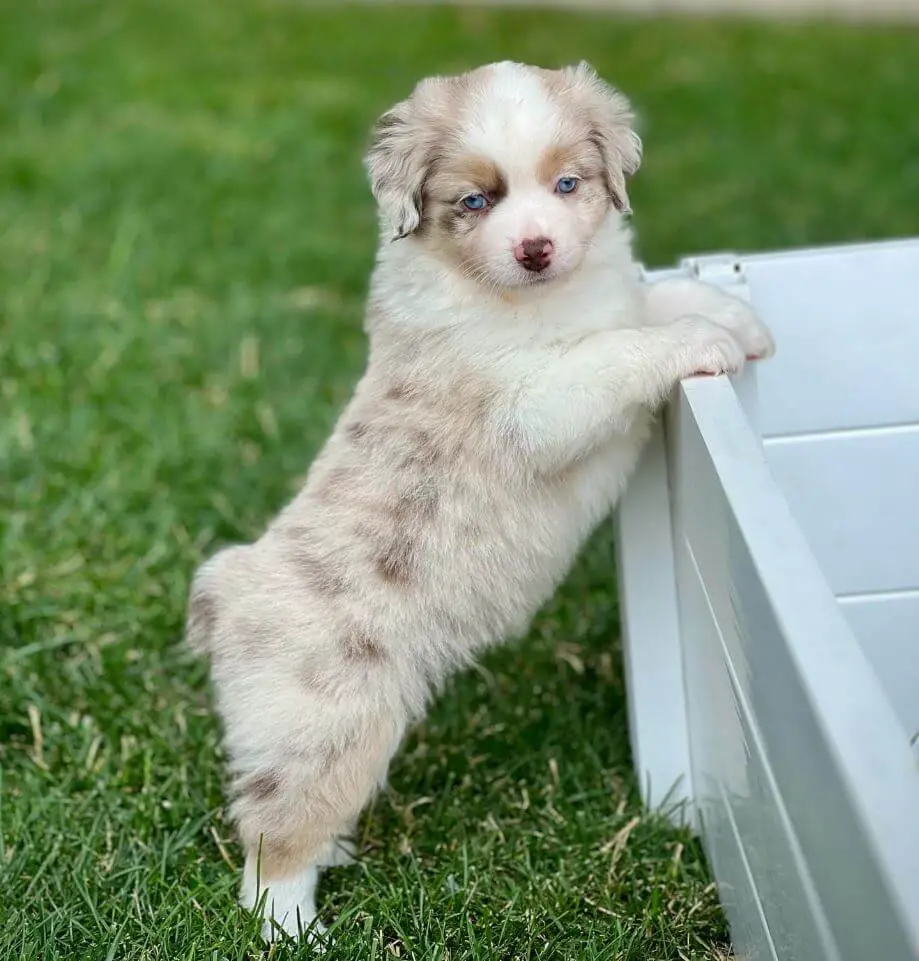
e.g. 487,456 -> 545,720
364,79 -> 449,240
563,61 -> 642,214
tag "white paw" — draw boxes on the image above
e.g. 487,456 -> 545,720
317,836 -> 357,868
704,296 -> 775,361
241,860 -> 327,947
646,277 -> 775,361
676,316 -> 748,378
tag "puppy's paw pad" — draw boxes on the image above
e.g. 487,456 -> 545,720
690,351 -> 745,377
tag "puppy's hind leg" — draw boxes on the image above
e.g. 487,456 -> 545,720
240,854 -> 323,945
232,706 -> 401,944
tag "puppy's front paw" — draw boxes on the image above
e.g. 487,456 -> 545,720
676,316 -> 747,379
705,296 -> 775,361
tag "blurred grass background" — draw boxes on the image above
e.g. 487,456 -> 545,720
1,1 -> 918,958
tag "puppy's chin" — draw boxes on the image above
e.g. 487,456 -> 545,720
502,268 -> 563,291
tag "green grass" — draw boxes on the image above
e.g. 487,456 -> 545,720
1,1 -> 918,958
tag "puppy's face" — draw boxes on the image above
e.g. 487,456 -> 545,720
366,62 -> 641,291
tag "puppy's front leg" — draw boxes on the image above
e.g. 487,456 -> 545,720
643,276 -> 775,361
506,317 -> 746,473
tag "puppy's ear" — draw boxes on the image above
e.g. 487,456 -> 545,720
563,61 -> 642,214
365,79 -> 449,240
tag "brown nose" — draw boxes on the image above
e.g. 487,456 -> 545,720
514,237 -> 553,272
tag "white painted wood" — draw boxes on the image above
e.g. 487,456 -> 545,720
675,376 -> 919,961
734,238 -> 919,438
763,426 -> 919,596
702,787 -> 781,961
615,423 -> 694,819
839,592 -> 919,757
617,238 -> 919,961
669,400 -> 841,961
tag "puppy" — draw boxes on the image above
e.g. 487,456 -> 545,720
186,61 -> 773,943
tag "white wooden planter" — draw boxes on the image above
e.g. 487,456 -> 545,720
616,238 -> 919,961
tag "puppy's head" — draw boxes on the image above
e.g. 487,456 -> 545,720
365,61 -> 641,290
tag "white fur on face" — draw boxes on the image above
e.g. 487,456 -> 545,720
365,61 -> 642,292
460,64 -> 595,287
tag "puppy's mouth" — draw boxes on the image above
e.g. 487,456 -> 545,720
458,253 -> 573,293
513,260 -> 567,287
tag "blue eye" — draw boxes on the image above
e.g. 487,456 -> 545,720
556,177 -> 579,195
462,193 -> 488,211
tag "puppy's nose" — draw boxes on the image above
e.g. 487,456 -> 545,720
514,237 -> 553,272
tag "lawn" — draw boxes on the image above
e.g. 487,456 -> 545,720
1,1 -> 918,958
